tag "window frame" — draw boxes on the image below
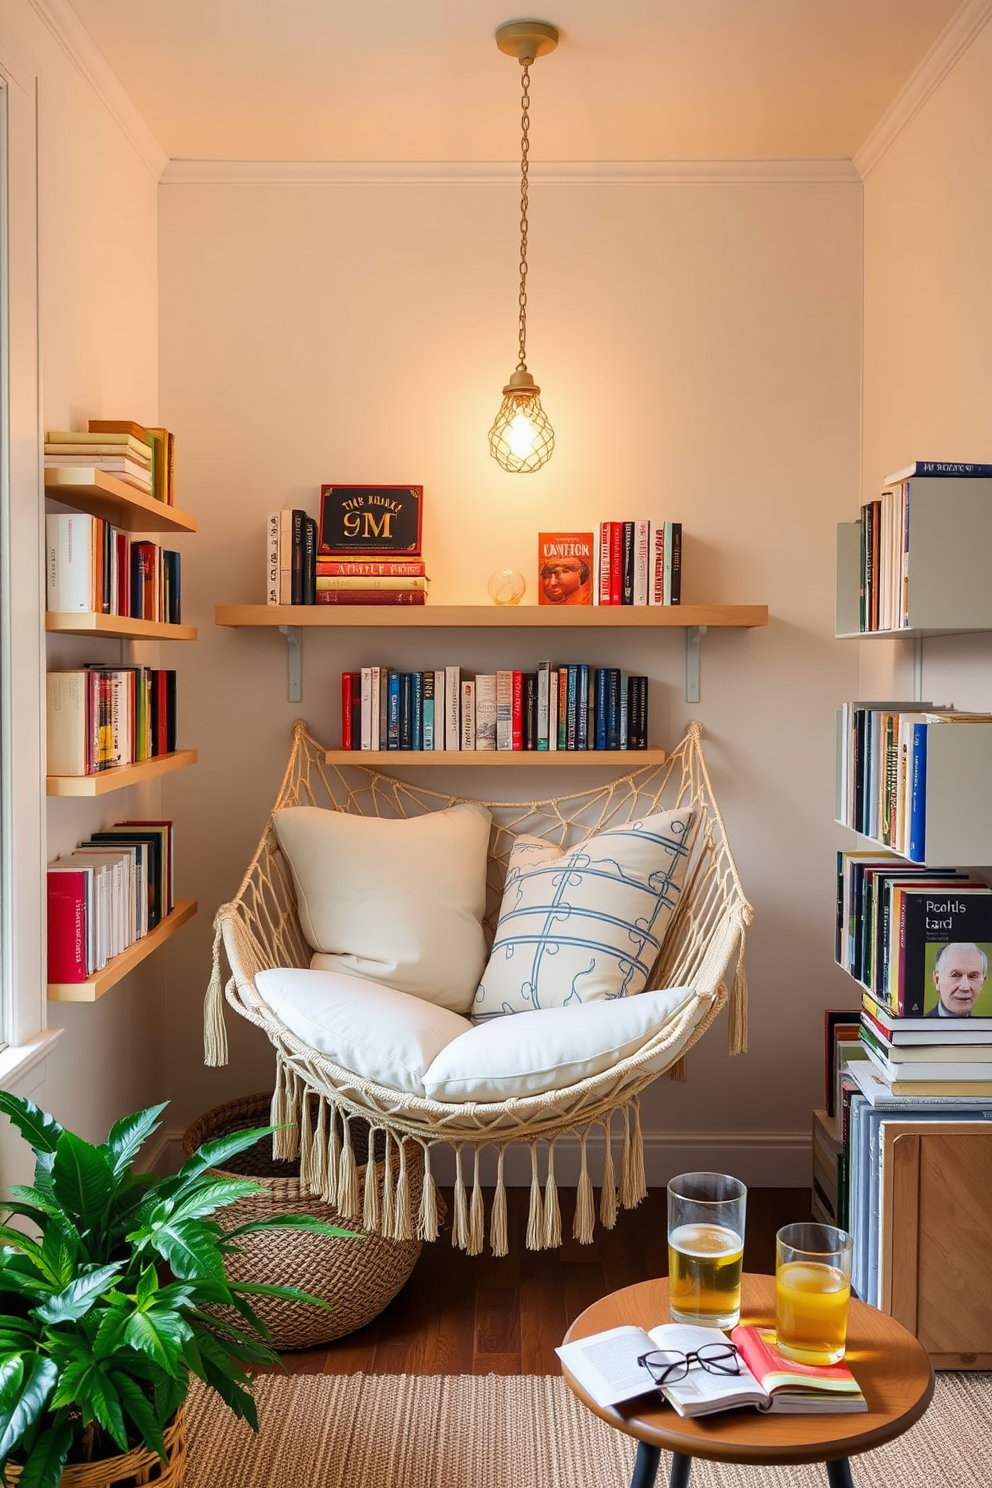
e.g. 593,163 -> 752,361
0,47 -> 61,1086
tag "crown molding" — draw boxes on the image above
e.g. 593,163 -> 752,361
27,0 -> 167,179
855,0 -> 992,178
161,157 -> 860,187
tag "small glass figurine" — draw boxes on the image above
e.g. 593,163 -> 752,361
488,569 -> 527,606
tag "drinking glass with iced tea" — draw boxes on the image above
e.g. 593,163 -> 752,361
775,1222 -> 854,1365
667,1172 -> 746,1329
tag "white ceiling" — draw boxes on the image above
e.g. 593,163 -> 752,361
64,0 -> 964,163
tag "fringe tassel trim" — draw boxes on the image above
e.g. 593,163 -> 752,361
418,1143 -> 439,1242
491,1149 -> 508,1258
452,1145 -> 469,1251
668,1055 -> 688,1082
382,1133 -> 396,1240
337,1117 -> 359,1218
526,1145 -> 545,1251
271,1061 -> 299,1160
728,917 -> 749,1055
600,1116 -> 618,1230
203,917 -> 229,1067
543,1142 -> 561,1249
573,1132 -> 596,1245
393,1138 -> 413,1242
468,1148 -> 485,1256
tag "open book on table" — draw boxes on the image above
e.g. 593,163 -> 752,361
556,1322 -> 867,1419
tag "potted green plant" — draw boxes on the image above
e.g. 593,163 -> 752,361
0,1091 -> 353,1488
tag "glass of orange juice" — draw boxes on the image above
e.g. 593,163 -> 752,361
775,1222 -> 854,1365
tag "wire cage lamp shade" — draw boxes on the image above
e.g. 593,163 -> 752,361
488,21 -> 558,474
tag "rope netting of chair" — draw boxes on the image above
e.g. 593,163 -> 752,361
204,719 -> 752,1256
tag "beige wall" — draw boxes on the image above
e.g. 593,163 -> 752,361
861,19 -> 992,715
1,0 -> 163,1180
158,174 -> 862,1181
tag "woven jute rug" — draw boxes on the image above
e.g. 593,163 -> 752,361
186,1372 -> 990,1488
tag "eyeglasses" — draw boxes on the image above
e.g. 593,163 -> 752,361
636,1344 -> 741,1387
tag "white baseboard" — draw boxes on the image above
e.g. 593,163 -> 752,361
160,1126 -> 811,1188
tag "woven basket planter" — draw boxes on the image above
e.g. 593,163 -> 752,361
2,1405 -> 186,1487
182,1092 -> 426,1349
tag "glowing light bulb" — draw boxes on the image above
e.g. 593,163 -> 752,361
488,371 -> 555,474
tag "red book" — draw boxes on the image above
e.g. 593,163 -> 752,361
537,532 -> 594,607
315,559 -> 426,577
47,869 -> 88,982
608,523 -> 623,606
598,521 -> 611,605
132,541 -> 158,621
115,531 -> 130,616
341,672 -> 360,748
511,671 -> 524,751
315,590 -> 426,606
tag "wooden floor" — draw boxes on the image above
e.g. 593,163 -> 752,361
271,1186 -> 810,1376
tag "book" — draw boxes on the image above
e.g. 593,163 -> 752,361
847,1055 -> 992,1108
315,590 -> 426,605
556,1322 -> 865,1418
460,680 -> 476,750
432,670 -> 445,752
891,884 -> 992,1015
861,1039 -> 992,1084
53,427 -> 151,457
303,516 -> 317,604
621,522 -> 634,605
318,484 -> 423,555
444,666 -> 460,750
341,671 -> 360,749
278,509 -> 294,605
315,559 -> 426,577
314,575 -> 428,591
538,532 -> 594,606
598,521 -> 611,605
609,523 -> 623,606
46,513 -> 96,613
290,509 -> 305,605
143,426 -> 175,505
536,661 -> 551,749
652,522 -> 683,605
861,989 -> 992,1039
422,670 -> 435,751
884,461 -> 992,483
633,520 -> 650,606
496,671 -> 513,751
46,672 -> 89,776
475,674 -> 497,751
46,867 -> 89,981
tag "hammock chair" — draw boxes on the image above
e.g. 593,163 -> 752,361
204,719 -> 751,1257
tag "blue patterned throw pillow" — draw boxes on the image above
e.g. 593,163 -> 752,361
473,807 -> 695,1019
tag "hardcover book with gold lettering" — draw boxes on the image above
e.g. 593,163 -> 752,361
318,484 -> 423,555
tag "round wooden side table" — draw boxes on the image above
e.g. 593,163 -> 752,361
561,1274 -> 934,1488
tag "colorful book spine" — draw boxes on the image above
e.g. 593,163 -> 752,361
512,671 -> 524,751
609,523 -> 623,606
386,671 -> 401,750
460,680 -> 476,751
496,671 -> 513,751
537,661 -> 551,750
409,672 -> 423,750
598,521 -> 611,605
633,520 -> 650,605
315,590 -> 427,605
576,665 -> 590,750
594,668 -> 609,751
475,674 -> 497,751
433,670 -> 445,752
445,666 -> 461,749
422,670 -> 435,751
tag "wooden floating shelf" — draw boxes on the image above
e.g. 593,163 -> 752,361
47,899 -> 197,1003
47,750 -> 198,797
45,468 -> 197,534
324,749 -> 667,767
216,603 -> 768,629
46,612 -> 197,642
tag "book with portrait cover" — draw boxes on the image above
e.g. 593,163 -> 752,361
892,885 -> 992,1016
537,531 -> 594,606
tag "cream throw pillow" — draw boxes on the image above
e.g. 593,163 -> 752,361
474,807 -> 694,1018
272,802 -> 492,1014
255,968 -> 471,1095
424,985 -> 704,1102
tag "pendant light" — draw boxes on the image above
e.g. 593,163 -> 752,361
488,20 -> 559,474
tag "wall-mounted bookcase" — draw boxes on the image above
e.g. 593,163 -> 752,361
215,602 -> 769,704
47,749 -> 198,798
45,459 -> 198,1000
836,480 -> 992,638
47,900 -> 198,1002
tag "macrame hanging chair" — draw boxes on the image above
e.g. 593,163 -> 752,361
204,719 -> 752,1256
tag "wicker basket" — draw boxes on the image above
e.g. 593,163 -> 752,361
2,1405 -> 185,1487
182,1093 -> 426,1349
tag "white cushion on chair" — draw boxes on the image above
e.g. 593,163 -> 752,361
272,801 -> 492,1014
255,967 -> 472,1095
473,808 -> 695,1019
423,985 -> 704,1103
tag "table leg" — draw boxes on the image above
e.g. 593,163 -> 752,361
629,1443 -> 660,1488
669,1452 -> 693,1488
826,1459 -> 854,1488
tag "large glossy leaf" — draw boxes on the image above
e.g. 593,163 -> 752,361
0,1356 -> 25,1415
92,1308 -> 129,1361
11,1416 -> 73,1488
0,1227 -> 60,1286
32,1264 -> 123,1326
0,1095 -> 63,1155
152,1367 -> 188,1426
224,1211 -> 356,1240
123,1309 -> 189,1375
81,1365 -> 128,1452
166,1179 -> 262,1224
232,1280 -> 332,1309
40,1219 -> 80,1286
0,1355 -> 58,1458
170,1126 -> 276,1188
133,1220 -> 227,1283
113,1373 -> 166,1459
50,1133 -> 115,1233
104,1104 -> 168,1179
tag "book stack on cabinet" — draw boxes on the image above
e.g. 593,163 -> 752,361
832,460 -> 992,1367
44,444 -> 197,999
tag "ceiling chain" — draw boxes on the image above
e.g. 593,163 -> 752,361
517,62 -> 531,371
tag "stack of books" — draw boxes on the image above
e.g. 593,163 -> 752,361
340,663 -> 649,752
47,668 -> 177,775
46,513 -> 181,622
45,429 -> 154,496
267,507 -> 429,606
47,821 -> 174,982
